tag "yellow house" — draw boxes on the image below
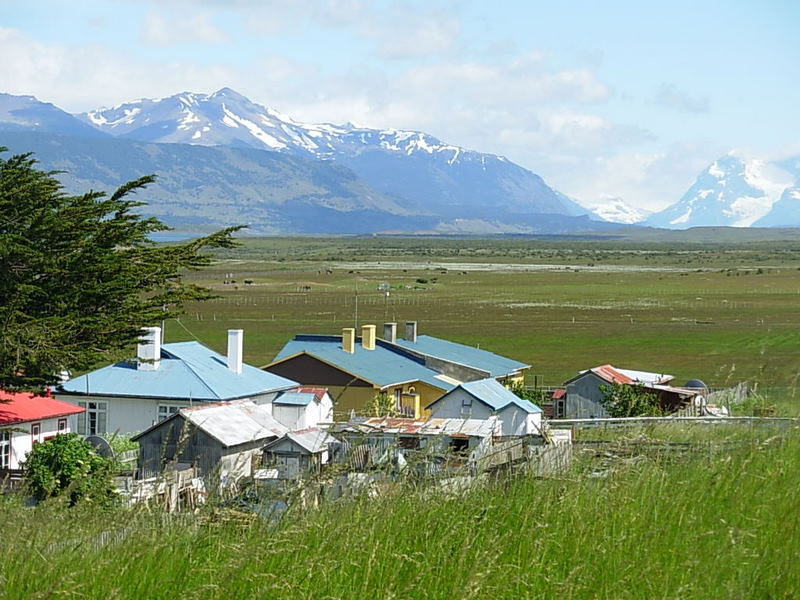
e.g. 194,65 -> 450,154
264,322 -> 530,419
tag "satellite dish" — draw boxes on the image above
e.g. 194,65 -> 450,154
85,435 -> 115,459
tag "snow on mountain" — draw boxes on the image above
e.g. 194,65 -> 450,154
753,187 -> 800,227
647,154 -> 795,229
80,88 -> 473,165
78,88 -> 580,218
582,197 -> 649,224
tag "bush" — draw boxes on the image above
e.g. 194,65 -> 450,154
599,382 -> 665,417
22,433 -> 117,507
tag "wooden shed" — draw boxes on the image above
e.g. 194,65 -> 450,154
131,399 -> 287,485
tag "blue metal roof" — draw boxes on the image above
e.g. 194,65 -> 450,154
393,335 -> 529,378
59,341 -> 297,401
272,335 -> 456,391
273,392 -> 317,406
428,378 -> 542,414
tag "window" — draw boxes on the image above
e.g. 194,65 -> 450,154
31,423 -> 41,444
57,418 -> 68,433
461,395 -> 473,407
158,405 -> 183,422
0,431 -> 10,469
393,388 -> 402,411
77,402 -> 107,435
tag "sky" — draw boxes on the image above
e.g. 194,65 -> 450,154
1,0 -> 798,212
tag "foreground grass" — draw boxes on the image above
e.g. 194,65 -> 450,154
2,430 -> 798,599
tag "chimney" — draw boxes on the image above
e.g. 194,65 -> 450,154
383,322 -> 397,344
342,328 -> 355,353
405,321 -> 417,343
361,325 -> 376,350
227,329 -> 243,374
137,326 -> 161,371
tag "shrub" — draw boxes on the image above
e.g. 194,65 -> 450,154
599,382 -> 665,417
22,433 -> 117,507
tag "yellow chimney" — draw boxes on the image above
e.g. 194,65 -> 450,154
361,324 -> 376,350
342,328 -> 356,353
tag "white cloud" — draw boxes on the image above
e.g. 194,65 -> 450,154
141,10 -> 231,46
654,83 -> 709,114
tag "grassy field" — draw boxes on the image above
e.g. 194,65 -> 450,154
5,234 -> 798,598
159,236 -> 800,410
3,426 -> 798,599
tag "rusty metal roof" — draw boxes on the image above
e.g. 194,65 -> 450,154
343,416 -> 499,438
572,364 -> 673,385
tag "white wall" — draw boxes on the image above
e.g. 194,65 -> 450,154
428,388 -> 542,436
4,417 -> 68,469
56,391 -> 278,436
428,389 -> 495,422
269,393 -> 334,431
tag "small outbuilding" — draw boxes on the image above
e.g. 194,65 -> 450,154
425,378 -> 543,436
131,399 -> 288,484
269,387 -> 333,430
261,428 -> 336,479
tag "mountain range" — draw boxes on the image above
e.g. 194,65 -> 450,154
1,89 -> 798,232
0,90 -> 611,235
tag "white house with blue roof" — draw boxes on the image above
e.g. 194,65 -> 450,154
56,328 -> 298,435
425,378 -> 543,437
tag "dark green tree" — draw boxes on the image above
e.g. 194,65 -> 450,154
598,382 -> 664,417
0,148 -> 241,388
22,433 -> 116,506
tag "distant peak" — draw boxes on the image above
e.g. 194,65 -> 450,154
211,87 -> 246,100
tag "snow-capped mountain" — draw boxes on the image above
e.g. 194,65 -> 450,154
1,90 -> 620,234
78,88 -> 575,216
583,197 -> 649,224
80,87 -> 484,163
647,155 -> 795,228
753,186 -> 800,227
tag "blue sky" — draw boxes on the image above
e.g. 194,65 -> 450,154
1,0 -> 798,211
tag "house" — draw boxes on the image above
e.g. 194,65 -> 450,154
264,322 -> 531,419
269,387 -> 333,430
387,321 -> 530,385
131,399 -> 288,482
264,325 -> 458,419
562,364 -> 697,418
0,390 -> 85,471
425,378 -> 543,437
261,428 -> 336,479
56,328 -> 297,435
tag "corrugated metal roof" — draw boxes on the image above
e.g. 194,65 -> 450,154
58,341 -> 297,401
271,336 -> 456,391
180,400 -> 288,447
428,378 -> 542,414
0,391 -> 85,425
392,335 -> 529,378
342,416 -> 498,438
584,365 -> 673,385
266,428 -> 336,453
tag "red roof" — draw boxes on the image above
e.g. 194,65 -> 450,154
589,365 -> 635,384
0,390 -> 85,425
551,388 -> 567,400
292,386 -> 329,400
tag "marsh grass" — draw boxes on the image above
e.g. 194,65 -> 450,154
2,428 -> 798,599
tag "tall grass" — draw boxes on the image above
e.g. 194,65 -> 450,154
2,430 -> 798,599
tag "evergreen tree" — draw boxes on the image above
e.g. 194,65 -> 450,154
0,148 -> 241,388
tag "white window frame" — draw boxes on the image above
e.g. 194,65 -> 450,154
157,404 -> 183,422
0,430 -> 10,469
77,401 -> 108,435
